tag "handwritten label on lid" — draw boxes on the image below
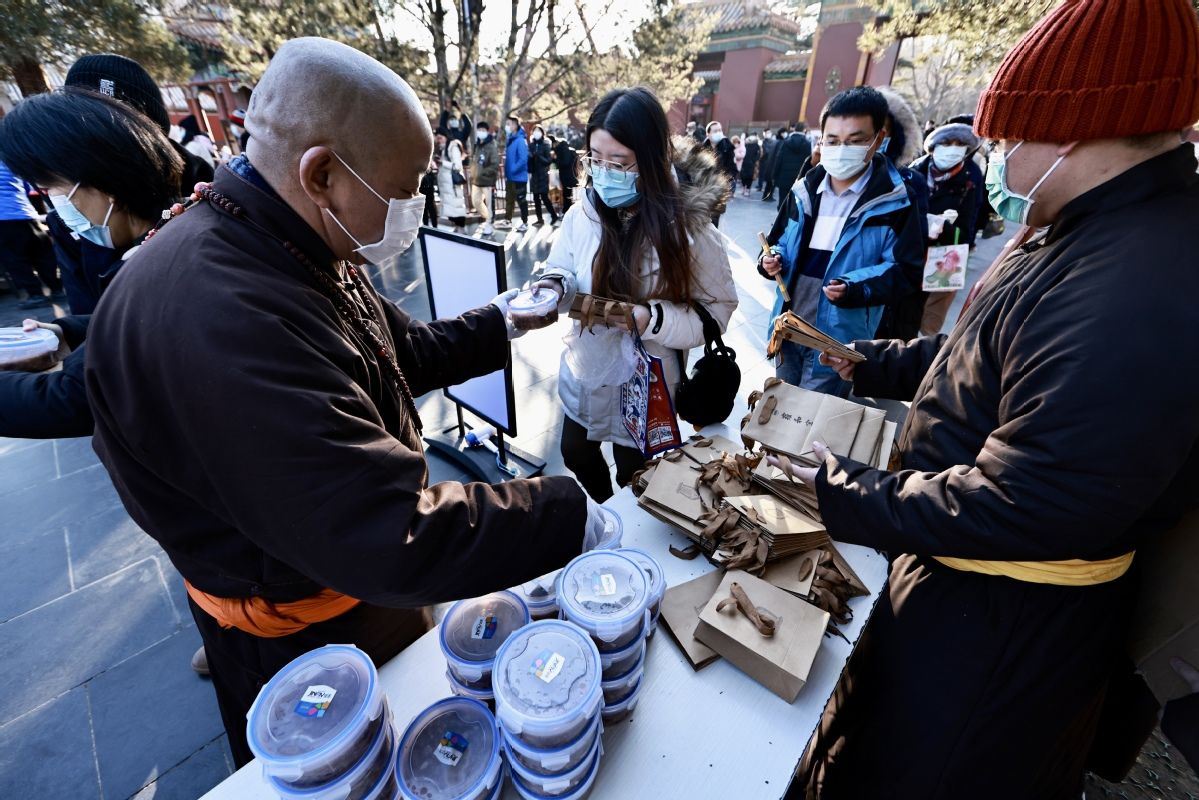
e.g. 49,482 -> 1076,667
471,612 -> 498,640
531,650 -> 566,683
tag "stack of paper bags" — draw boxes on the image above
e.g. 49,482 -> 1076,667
767,311 -> 865,363
719,495 -> 828,561
741,377 -> 896,468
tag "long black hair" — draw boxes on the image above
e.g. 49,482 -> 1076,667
0,88 -> 183,222
584,87 -> 693,304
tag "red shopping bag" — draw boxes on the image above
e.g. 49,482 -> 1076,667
621,333 -> 683,458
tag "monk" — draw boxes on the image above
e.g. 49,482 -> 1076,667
85,38 -> 615,764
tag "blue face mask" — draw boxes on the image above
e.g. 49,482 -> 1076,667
591,165 -> 639,209
985,142 -> 1066,226
49,183 -> 115,249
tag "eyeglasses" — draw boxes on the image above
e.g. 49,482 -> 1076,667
580,155 -> 638,176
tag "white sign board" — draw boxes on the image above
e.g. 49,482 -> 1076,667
418,229 -> 516,433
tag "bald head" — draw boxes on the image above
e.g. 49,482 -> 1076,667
244,37 -> 433,262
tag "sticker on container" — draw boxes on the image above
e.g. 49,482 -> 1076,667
294,685 -> 337,718
471,612 -> 498,640
530,650 -> 566,683
591,573 -> 617,597
434,730 -> 470,767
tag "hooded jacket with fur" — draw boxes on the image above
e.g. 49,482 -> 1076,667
541,136 -> 738,445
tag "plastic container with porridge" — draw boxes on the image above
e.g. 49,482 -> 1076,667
394,697 -> 503,800
0,327 -> 58,371
556,551 -> 650,652
440,591 -> 530,689
510,570 -> 561,621
269,715 -> 396,800
247,645 -> 389,789
503,730 -> 602,797
507,287 -> 560,331
616,547 -> 665,633
492,620 -> 603,749
499,712 -> 601,775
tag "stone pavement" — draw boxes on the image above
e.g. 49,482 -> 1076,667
4,187 -> 1185,800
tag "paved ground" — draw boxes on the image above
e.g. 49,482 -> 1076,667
1,187 -> 1190,800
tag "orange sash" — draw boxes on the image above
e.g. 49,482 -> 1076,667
185,580 -> 360,638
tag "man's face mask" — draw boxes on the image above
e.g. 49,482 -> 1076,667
325,152 -> 424,264
49,183 -> 114,249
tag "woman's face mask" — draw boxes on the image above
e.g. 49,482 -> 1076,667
933,144 -> 968,170
49,183 -> 115,249
591,164 -> 639,209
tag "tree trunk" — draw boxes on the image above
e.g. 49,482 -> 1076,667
9,54 -> 48,97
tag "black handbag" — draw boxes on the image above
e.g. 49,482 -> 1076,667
674,302 -> 740,428
451,168 -> 466,186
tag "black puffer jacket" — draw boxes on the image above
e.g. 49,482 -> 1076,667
818,145 -> 1199,563
772,134 -> 812,190
529,138 -> 553,194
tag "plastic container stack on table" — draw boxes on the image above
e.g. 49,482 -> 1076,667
0,327 -> 58,371
509,571 -> 561,621
440,591 -> 531,706
492,620 -> 605,799
615,548 -> 665,636
247,645 -> 397,800
555,551 -> 651,724
394,697 -> 505,800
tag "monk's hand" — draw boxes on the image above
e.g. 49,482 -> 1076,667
819,346 -> 857,382
582,497 -> 622,551
489,288 -> 526,340
23,318 -> 70,362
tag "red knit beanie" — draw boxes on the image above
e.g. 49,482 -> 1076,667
976,0 -> 1199,141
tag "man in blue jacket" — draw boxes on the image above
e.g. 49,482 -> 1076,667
496,115 -> 529,232
760,86 -> 924,396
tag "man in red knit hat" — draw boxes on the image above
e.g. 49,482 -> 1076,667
790,1 -> 1199,797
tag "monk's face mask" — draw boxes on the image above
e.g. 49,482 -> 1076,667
325,151 -> 424,263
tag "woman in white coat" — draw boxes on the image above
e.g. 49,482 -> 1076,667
534,87 -> 737,502
435,130 -> 467,233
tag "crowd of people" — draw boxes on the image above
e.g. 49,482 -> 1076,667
0,0 -> 1196,797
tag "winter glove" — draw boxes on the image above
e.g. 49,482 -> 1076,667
489,288 -> 525,339
582,497 -> 623,552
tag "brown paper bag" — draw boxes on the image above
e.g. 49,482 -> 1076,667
660,571 -> 725,670
761,550 -> 821,598
695,570 -> 830,702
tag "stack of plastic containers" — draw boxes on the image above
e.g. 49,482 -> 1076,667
556,551 -> 650,724
509,571 -> 561,621
440,591 -> 531,706
616,548 -> 665,637
492,620 -> 605,800
394,697 -> 505,800
247,645 -> 397,800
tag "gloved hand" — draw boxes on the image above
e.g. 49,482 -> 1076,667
582,496 -> 623,551
489,288 -> 525,340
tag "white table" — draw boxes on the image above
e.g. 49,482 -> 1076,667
201,491 -> 888,800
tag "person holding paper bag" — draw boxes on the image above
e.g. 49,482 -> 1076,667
533,87 -> 737,502
792,2 -> 1199,797
758,87 -> 924,397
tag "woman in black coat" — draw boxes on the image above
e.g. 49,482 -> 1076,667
740,135 -> 760,197
552,137 -> 578,216
0,89 -> 183,438
528,125 -> 558,226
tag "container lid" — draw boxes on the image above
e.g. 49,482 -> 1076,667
0,327 -> 57,364
602,676 -> 644,714
600,649 -> 646,693
491,620 -> 602,738
268,712 -> 395,800
503,726 -> 601,795
617,547 -> 665,605
508,287 -> 559,315
511,570 -> 560,610
509,736 -> 602,800
440,591 -> 530,679
556,551 -> 649,642
597,633 -> 646,672
395,697 -> 502,800
247,645 -> 385,779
